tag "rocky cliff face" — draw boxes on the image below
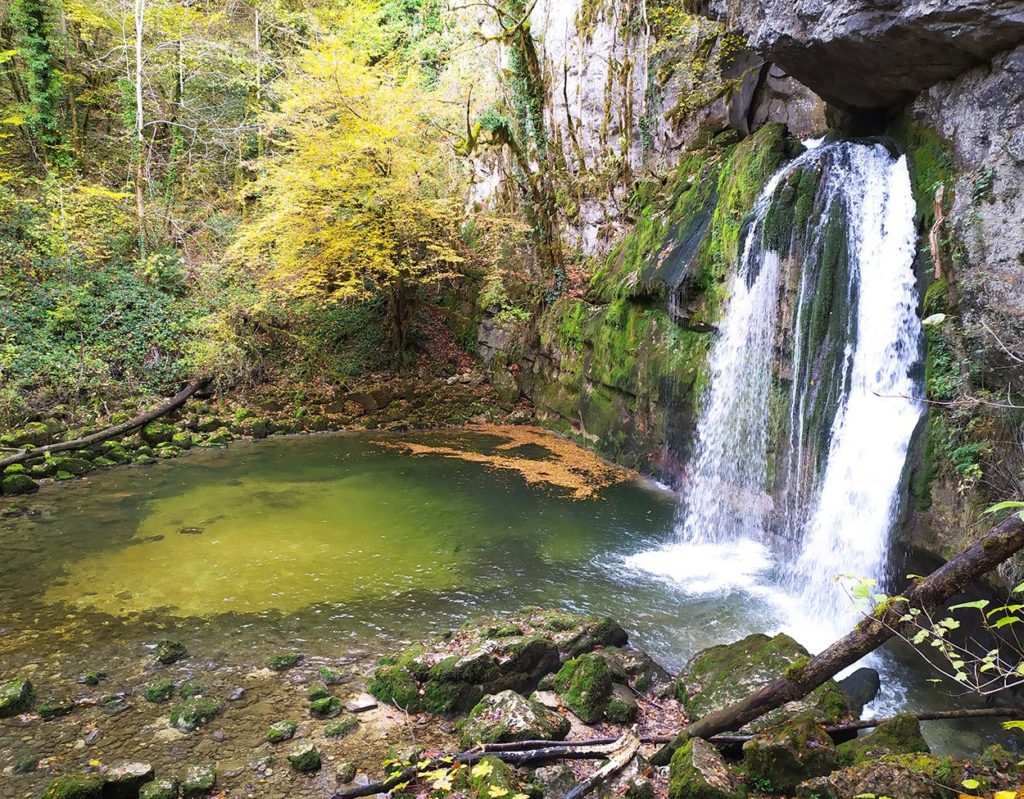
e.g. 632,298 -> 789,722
698,0 -> 1024,109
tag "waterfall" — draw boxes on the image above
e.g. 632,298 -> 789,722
628,140 -> 924,650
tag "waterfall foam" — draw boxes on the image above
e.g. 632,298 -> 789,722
626,141 -> 923,654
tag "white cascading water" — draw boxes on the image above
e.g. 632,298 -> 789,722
628,141 -> 924,652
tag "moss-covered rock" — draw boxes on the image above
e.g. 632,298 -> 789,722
669,738 -> 741,799
605,683 -> 639,723
324,713 -> 360,739
139,778 -> 179,799
144,678 -> 176,703
836,713 -> 930,766
552,653 -> 613,723
458,690 -> 570,748
171,431 -> 192,449
265,652 -> 303,671
0,675 -> 34,716
319,666 -> 347,685
742,718 -> 838,793
43,774 -> 104,799
154,639 -> 187,665
455,754 -> 520,797
795,753 -> 962,799
288,743 -> 322,773
307,684 -> 330,701
38,695 -> 75,719
141,421 -> 176,445
180,764 -> 217,798
677,633 -> 848,731
169,697 -> 224,731
51,457 -> 93,476
1,473 -> 39,495
309,696 -> 342,717
266,719 -> 297,743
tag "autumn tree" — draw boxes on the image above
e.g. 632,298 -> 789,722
231,32 -> 465,355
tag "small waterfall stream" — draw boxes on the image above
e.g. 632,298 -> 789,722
628,140 -> 924,652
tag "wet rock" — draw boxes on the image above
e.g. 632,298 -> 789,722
38,696 -> 75,719
605,683 -> 640,724
795,753 -> 960,799
336,762 -> 357,784
458,690 -> 570,748
266,720 -> 297,743
677,633 -> 848,731
265,653 -> 303,671
837,667 -> 880,717
98,693 -> 130,715
324,714 -> 360,739
78,671 -> 106,686
309,696 -> 342,718
139,778 -> 179,799
742,718 -> 839,793
552,653 -> 613,723
0,676 -> 34,717
13,754 -> 39,773
101,761 -> 155,799
180,764 -> 217,798
836,713 -> 930,766
52,457 -> 93,476
288,743 -> 322,773
43,773 -> 104,799
83,729 -> 103,745
344,692 -> 376,712
178,680 -> 203,699
319,667 -> 348,686
227,687 -> 245,701
1,473 -> 39,495
169,697 -> 224,731
530,764 -> 576,799
144,678 -> 176,703
668,738 -> 741,799
154,640 -> 188,665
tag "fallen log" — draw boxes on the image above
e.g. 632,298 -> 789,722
651,509 -> 1024,765
0,377 -> 211,469
563,731 -> 640,799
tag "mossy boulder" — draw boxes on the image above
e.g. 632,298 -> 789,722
144,678 -> 176,703
836,713 -> 930,766
99,441 -> 130,463
0,676 -> 34,716
266,652 -> 303,671
307,684 -> 330,701
369,608 -> 624,717
324,714 -> 360,738
43,774 -> 104,799
169,697 -> 224,731
742,718 -> 839,793
458,690 -> 570,748
140,421 -> 176,445
171,431 -> 193,449
605,683 -> 639,723
38,696 -> 75,719
455,754 -> 520,797
310,696 -> 342,717
2,473 -> 39,495
677,633 -> 848,731
669,738 -> 741,799
140,778 -> 179,799
180,764 -> 217,798
266,719 -> 297,743
51,457 -> 93,476
795,753 -> 962,799
288,743 -> 322,773
154,639 -> 187,664
552,653 -> 613,723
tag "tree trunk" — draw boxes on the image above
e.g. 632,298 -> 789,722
652,510 -> 1024,765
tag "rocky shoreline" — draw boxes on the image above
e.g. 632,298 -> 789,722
3,608 -> 1021,799
1,369 -> 533,499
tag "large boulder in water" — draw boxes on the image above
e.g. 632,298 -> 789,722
458,690 -> 569,747
836,713 -> 930,766
676,633 -> 848,731
367,608 -> 628,716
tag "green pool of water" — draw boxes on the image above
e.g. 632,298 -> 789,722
0,429 -> 1014,756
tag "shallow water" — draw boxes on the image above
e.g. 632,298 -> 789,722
0,429 -> 1015,766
